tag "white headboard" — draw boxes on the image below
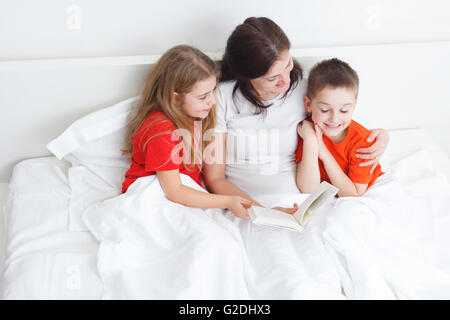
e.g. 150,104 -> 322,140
1,41 -> 450,182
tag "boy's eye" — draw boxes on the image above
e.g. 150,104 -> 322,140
320,109 -> 328,113
340,110 -> 348,113
199,96 -> 207,100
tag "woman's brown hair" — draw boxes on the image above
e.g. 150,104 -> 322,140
122,45 -> 219,172
220,17 -> 303,114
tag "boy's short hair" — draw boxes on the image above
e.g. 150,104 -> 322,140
306,58 -> 359,99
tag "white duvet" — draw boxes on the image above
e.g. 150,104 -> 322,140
82,149 -> 450,299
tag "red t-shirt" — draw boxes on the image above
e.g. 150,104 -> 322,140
295,120 -> 384,188
122,111 -> 202,193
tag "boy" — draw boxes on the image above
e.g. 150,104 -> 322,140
296,58 -> 383,197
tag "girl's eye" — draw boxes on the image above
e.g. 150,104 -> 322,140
199,96 -> 207,100
320,109 -> 328,113
340,110 -> 348,113
267,77 -> 277,82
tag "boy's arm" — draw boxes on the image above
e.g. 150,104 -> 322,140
296,137 -> 321,193
320,148 -> 368,197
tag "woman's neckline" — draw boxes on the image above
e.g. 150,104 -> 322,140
261,93 -> 283,103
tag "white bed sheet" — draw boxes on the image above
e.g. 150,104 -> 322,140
380,128 -> 450,180
0,157 -> 103,299
1,128 -> 450,300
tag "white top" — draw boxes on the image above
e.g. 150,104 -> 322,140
215,79 -> 308,200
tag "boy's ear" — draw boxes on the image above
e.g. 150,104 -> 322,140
303,96 -> 312,113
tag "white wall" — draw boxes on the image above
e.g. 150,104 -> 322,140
2,0 -> 450,60
1,0 -> 450,182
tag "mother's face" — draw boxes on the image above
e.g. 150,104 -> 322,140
250,49 -> 293,100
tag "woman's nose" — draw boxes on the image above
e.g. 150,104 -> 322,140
280,71 -> 290,85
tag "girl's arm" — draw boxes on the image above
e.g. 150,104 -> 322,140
356,129 -> 390,174
157,169 -> 253,220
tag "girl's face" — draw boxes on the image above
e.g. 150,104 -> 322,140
250,49 -> 293,101
305,86 -> 357,142
175,76 -> 217,119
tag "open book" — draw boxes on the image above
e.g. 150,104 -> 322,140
248,181 -> 339,232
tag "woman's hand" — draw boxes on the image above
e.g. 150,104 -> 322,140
272,203 -> 299,215
355,128 -> 390,174
272,203 -> 298,214
226,196 -> 254,220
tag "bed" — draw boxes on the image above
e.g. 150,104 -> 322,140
0,157 -> 103,299
1,41 -> 450,300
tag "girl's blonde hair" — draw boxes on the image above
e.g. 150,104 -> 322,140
122,45 -> 219,172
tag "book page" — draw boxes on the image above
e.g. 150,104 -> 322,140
300,189 -> 336,224
250,206 -> 297,222
249,206 -> 302,231
294,182 -> 338,225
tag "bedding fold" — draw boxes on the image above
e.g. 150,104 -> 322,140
81,149 -> 450,299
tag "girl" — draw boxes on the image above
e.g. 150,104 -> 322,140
121,45 -> 253,219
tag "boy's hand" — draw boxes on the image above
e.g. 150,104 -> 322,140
314,123 -> 327,160
297,120 -> 316,140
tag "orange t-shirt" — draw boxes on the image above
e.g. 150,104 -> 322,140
295,120 -> 383,188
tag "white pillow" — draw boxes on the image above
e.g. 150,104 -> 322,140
47,96 -> 140,190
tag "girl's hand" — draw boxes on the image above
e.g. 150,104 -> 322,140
355,128 -> 390,174
272,203 -> 299,215
226,196 -> 254,220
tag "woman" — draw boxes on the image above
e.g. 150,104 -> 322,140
204,17 -> 389,219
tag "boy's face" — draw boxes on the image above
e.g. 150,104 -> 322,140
305,86 -> 357,140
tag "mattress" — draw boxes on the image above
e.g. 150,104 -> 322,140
1,128 -> 449,299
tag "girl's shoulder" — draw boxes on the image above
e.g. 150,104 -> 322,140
138,111 -> 176,136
